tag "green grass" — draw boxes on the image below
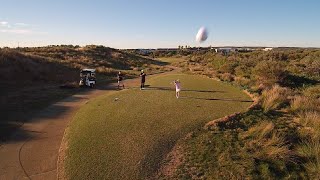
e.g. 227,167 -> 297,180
156,56 -> 187,63
166,110 -> 306,179
65,73 -> 252,179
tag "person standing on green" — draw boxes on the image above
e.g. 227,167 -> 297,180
140,70 -> 146,90
117,71 -> 125,89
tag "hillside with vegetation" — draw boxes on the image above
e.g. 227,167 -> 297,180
156,49 -> 320,179
0,45 -> 169,141
64,73 -> 252,180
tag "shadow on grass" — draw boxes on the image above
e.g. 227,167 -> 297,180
283,74 -> 319,88
138,134 -> 178,179
180,96 -> 254,103
143,86 -> 225,93
138,127 -> 204,179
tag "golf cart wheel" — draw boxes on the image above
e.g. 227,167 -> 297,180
90,83 -> 94,88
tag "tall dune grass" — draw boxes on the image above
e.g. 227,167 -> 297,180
219,73 -> 234,82
296,111 -> 320,141
297,138 -> 320,179
290,96 -> 320,113
241,121 -> 274,140
241,121 -> 291,162
303,85 -> 320,99
260,85 -> 290,113
234,76 -> 252,88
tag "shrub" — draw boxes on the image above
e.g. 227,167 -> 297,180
96,67 -> 116,75
255,132 -> 291,161
241,121 -> 291,162
234,65 -> 251,77
206,55 -> 227,70
241,121 -> 274,140
297,138 -> 320,179
290,96 -> 320,113
192,66 -> 203,72
300,55 -> 320,78
297,111 -> 320,139
219,73 -> 234,82
298,111 -> 320,127
218,62 -> 238,74
234,76 -> 252,88
303,85 -> 320,99
260,85 -> 290,113
253,60 -> 288,85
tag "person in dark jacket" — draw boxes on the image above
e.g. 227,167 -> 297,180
117,71 -> 125,89
140,70 -> 146,90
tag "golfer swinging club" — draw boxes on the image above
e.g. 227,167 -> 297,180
174,79 -> 181,98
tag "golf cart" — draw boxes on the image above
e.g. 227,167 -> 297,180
79,69 -> 96,88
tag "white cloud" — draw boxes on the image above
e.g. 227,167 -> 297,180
11,29 -> 32,34
0,21 -> 9,27
14,22 -> 29,26
0,21 -> 47,35
0,29 -> 31,34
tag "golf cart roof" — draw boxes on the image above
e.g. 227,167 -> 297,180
81,69 -> 96,72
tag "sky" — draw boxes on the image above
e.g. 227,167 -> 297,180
0,0 -> 320,48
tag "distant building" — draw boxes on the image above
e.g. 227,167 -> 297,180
157,48 -> 178,52
235,48 -> 253,52
138,49 -> 155,55
263,47 -> 273,51
215,48 -> 232,55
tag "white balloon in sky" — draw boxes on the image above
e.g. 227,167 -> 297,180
196,27 -> 208,42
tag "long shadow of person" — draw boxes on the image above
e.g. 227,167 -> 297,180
144,86 -> 225,93
179,96 -> 253,103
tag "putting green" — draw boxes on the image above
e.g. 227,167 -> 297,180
65,73 -> 252,180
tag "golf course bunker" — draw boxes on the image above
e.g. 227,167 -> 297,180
64,74 -> 252,179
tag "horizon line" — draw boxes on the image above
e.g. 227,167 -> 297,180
1,44 -> 320,49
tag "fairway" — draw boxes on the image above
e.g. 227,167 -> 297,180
156,57 -> 187,63
65,73 -> 252,179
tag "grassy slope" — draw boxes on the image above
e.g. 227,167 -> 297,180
0,47 -> 168,141
164,109 -> 306,179
0,49 -> 80,140
161,50 -> 320,179
21,46 -> 169,75
65,73 -> 252,179
156,56 -> 188,63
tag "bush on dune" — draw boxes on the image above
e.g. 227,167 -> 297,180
241,121 -> 274,140
218,61 -> 238,74
297,111 -> 320,138
234,76 -> 252,88
234,65 -> 252,77
299,55 -> 320,78
303,85 -> 320,99
241,121 -> 291,162
290,96 -> 320,113
260,85 -> 291,113
219,73 -> 234,82
297,138 -> 320,179
163,49 -> 320,179
0,49 -> 78,84
252,60 -> 288,87
96,67 -> 117,75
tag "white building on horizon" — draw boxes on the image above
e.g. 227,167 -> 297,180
263,47 -> 273,51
